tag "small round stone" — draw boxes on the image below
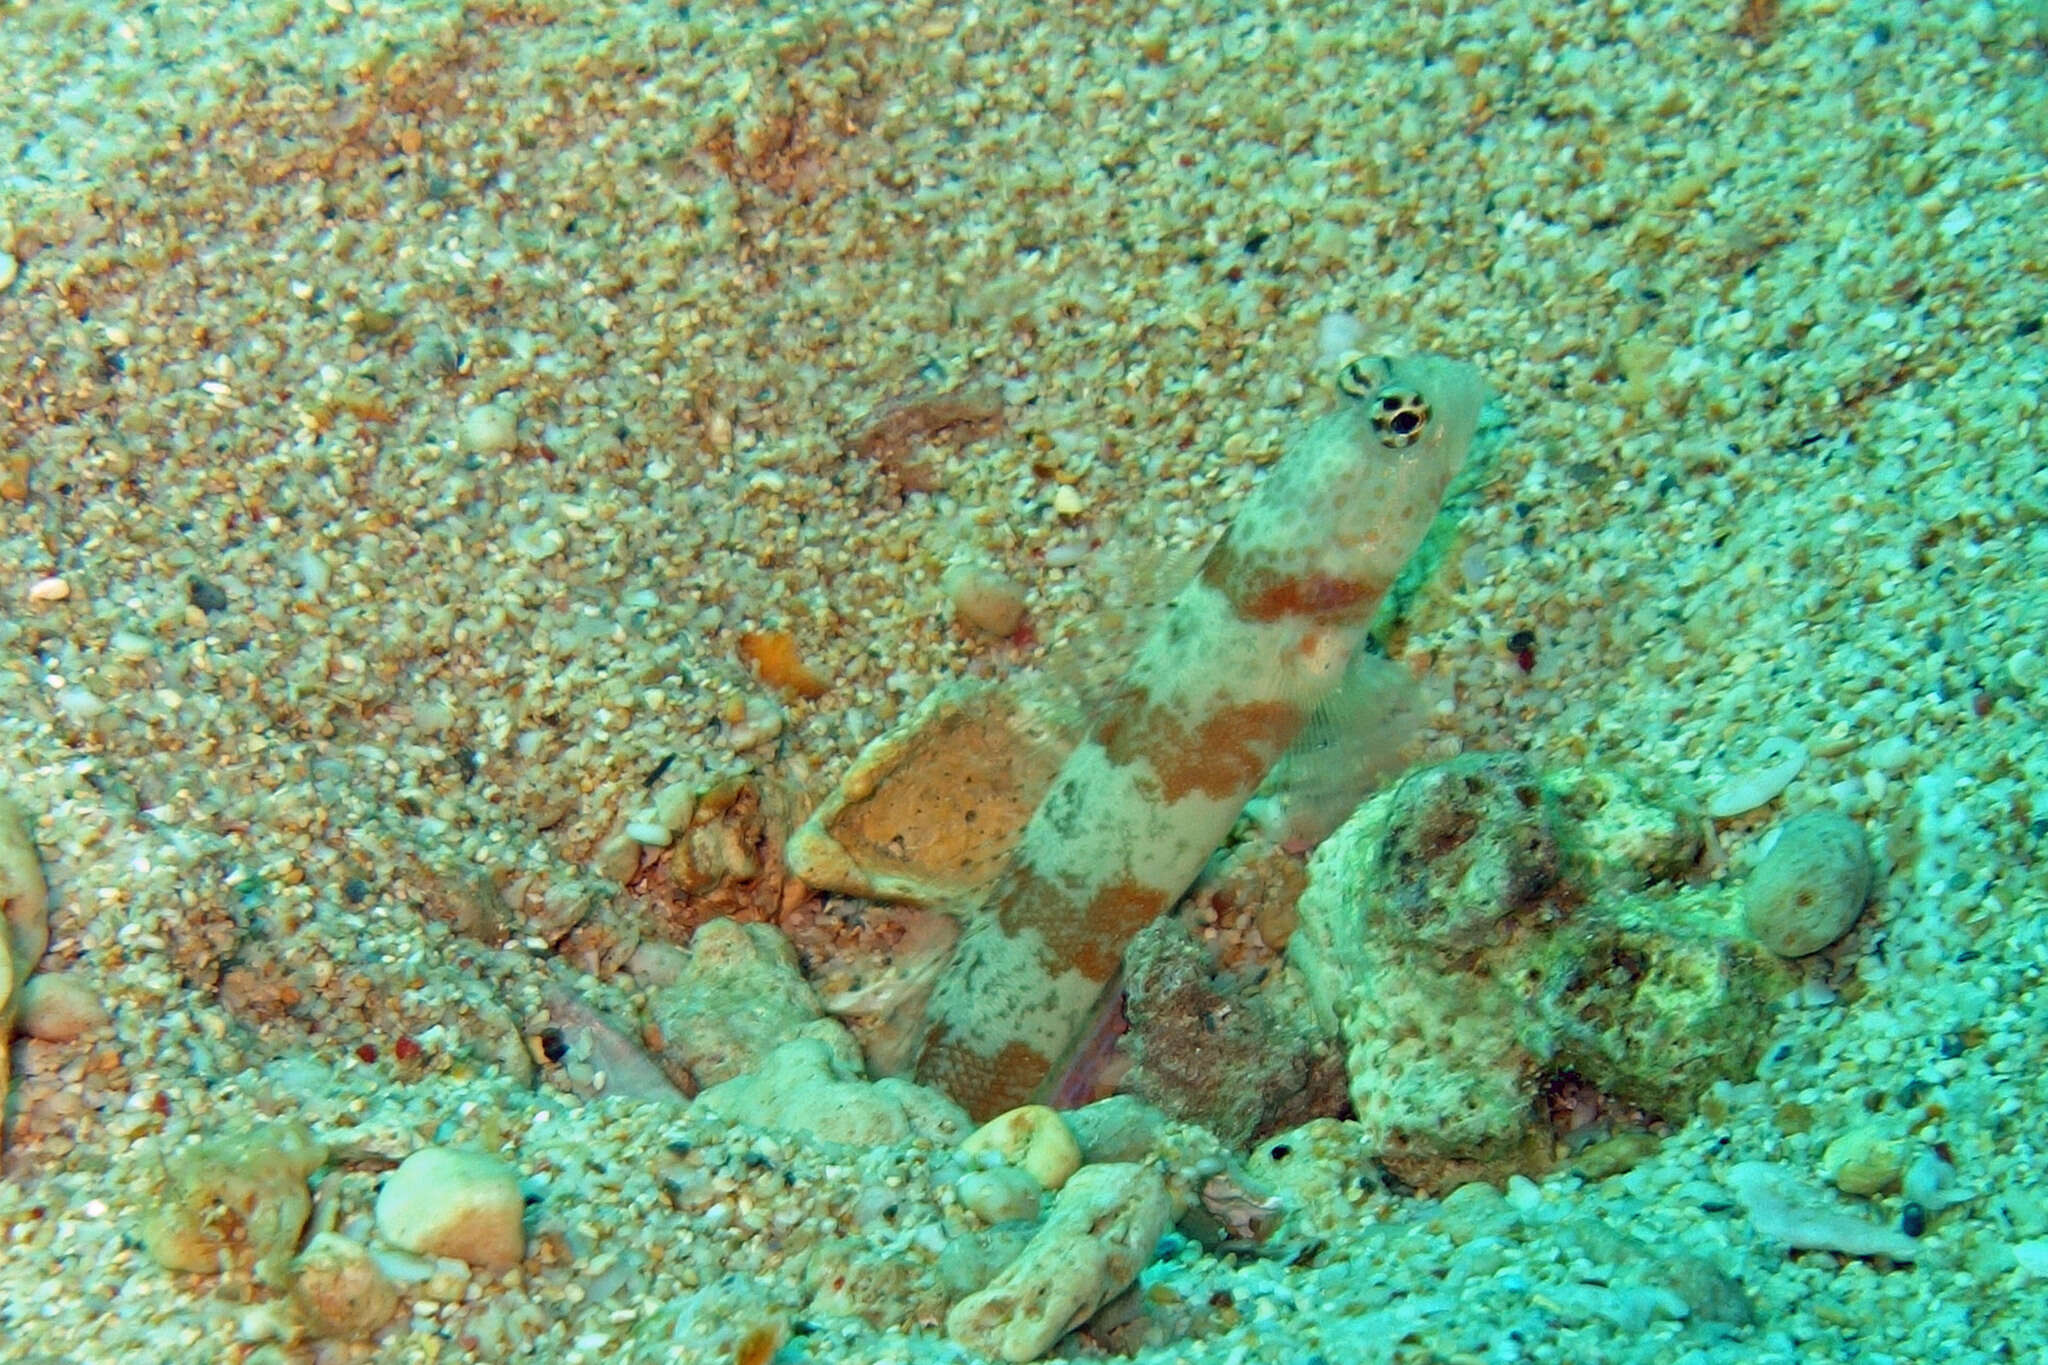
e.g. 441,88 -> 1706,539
1822,1125 -> 1904,1195
595,830 -> 645,883
959,1104 -> 1082,1191
1862,735 -> 1914,774
1743,809 -> 1874,957
955,1165 -> 1045,1224
373,1147 -> 525,1270
507,522 -> 566,561
289,1232 -> 399,1339
1902,1148 -> 1957,1207
16,973 -> 111,1042
2008,648 -> 2043,693
944,565 -> 1028,638
459,403 -> 519,454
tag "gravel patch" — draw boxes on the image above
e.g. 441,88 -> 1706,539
2,0 -> 2043,1361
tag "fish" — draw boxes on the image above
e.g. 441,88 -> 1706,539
912,331 -> 1483,1120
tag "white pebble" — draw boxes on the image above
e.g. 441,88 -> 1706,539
295,548 -> 333,599
1863,735 -> 1914,774
2013,1238 -> 2048,1279
508,523 -> 565,561
1793,979 -> 1839,1008
725,696 -> 784,750
0,251 -> 17,291
1041,540 -> 1091,569
2004,1187 -> 2048,1239
409,699 -> 455,734
624,817 -> 672,848
54,687 -> 106,722
460,403 -> 519,454
1317,311 -> 1367,367
653,784 -> 698,832
27,576 -> 70,604
2007,648 -> 2043,693
959,1105 -> 1082,1191
1707,736 -> 1808,818
373,1148 -> 525,1270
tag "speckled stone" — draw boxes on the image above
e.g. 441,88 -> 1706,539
1743,809 -> 1874,957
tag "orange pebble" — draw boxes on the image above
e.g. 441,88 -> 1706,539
737,629 -> 830,699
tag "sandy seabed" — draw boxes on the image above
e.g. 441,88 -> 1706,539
1,1 -> 2045,1361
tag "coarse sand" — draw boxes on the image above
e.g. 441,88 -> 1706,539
1,1 -> 2045,1362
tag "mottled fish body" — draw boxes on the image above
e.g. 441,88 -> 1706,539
914,344 -> 1483,1119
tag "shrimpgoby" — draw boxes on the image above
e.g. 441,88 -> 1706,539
913,338 -> 1483,1119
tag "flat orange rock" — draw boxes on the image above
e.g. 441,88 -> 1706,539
785,680 -> 1080,910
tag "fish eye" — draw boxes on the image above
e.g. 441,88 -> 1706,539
1333,354 -> 1432,447
1371,389 -> 1431,448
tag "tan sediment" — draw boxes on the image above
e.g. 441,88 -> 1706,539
0,1 -> 2041,1360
